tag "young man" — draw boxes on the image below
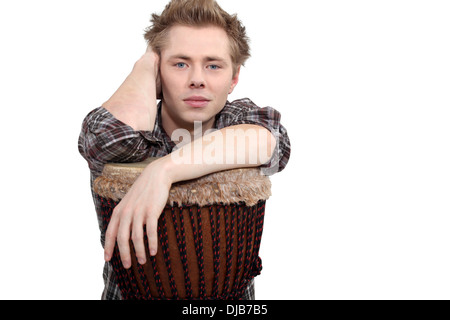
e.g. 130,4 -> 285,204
79,0 -> 290,300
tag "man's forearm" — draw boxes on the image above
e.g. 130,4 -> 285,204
103,51 -> 159,131
161,124 -> 276,184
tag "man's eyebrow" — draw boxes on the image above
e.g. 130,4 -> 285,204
168,54 -> 228,64
205,56 -> 227,62
168,55 -> 191,61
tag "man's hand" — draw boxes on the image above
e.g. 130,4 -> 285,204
103,47 -> 160,131
104,157 -> 172,269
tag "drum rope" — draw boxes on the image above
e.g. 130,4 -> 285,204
136,259 -> 150,298
188,205 -> 206,298
250,201 -> 266,275
171,206 -> 193,298
233,205 -> 245,293
243,205 -> 256,282
222,204 -> 236,296
210,205 -> 221,297
158,214 -> 178,299
150,255 -> 165,298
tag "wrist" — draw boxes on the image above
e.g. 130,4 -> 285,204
159,154 -> 178,184
147,155 -> 177,185
135,52 -> 159,78
135,51 -> 161,99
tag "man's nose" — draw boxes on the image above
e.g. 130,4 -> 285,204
189,68 -> 205,89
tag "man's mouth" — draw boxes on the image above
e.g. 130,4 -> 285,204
183,96 -> 211,108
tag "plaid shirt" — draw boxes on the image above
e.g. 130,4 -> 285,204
78,98 -> 290,300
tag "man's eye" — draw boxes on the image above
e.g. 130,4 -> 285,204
208,65 -> 220,70
175,62 -> 186,68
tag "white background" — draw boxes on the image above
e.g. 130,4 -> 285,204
0,0 -> 449,300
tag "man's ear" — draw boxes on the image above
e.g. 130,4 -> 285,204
229,66 -> 241,94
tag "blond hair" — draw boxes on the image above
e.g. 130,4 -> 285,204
144,0 -> 250,75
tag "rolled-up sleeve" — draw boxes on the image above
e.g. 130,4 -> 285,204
217,99 -> 291,175
78,107 -> 161,177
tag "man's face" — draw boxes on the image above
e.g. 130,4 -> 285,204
160,25 -> 240,134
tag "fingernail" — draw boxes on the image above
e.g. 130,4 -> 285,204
138,257 -> 146,265
104,253 -> 110,261
150,249 -> 157,256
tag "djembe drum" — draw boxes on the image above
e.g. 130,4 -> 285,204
93,158 -> 271,300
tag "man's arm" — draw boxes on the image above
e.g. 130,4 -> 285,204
103,48 -> 160,131
168,124 -> 277,181
104,124 -> 276,268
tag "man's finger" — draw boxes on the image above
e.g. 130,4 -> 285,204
104,214 -> 119,262
146,216 -> 159,256
117,216 -> 133,269
131,215 -> 146,265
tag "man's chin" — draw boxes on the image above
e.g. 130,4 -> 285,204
180,116 -> 216,132
182,111 -> 215,125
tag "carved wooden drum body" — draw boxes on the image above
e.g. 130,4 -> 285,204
94,158 -> 271,300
